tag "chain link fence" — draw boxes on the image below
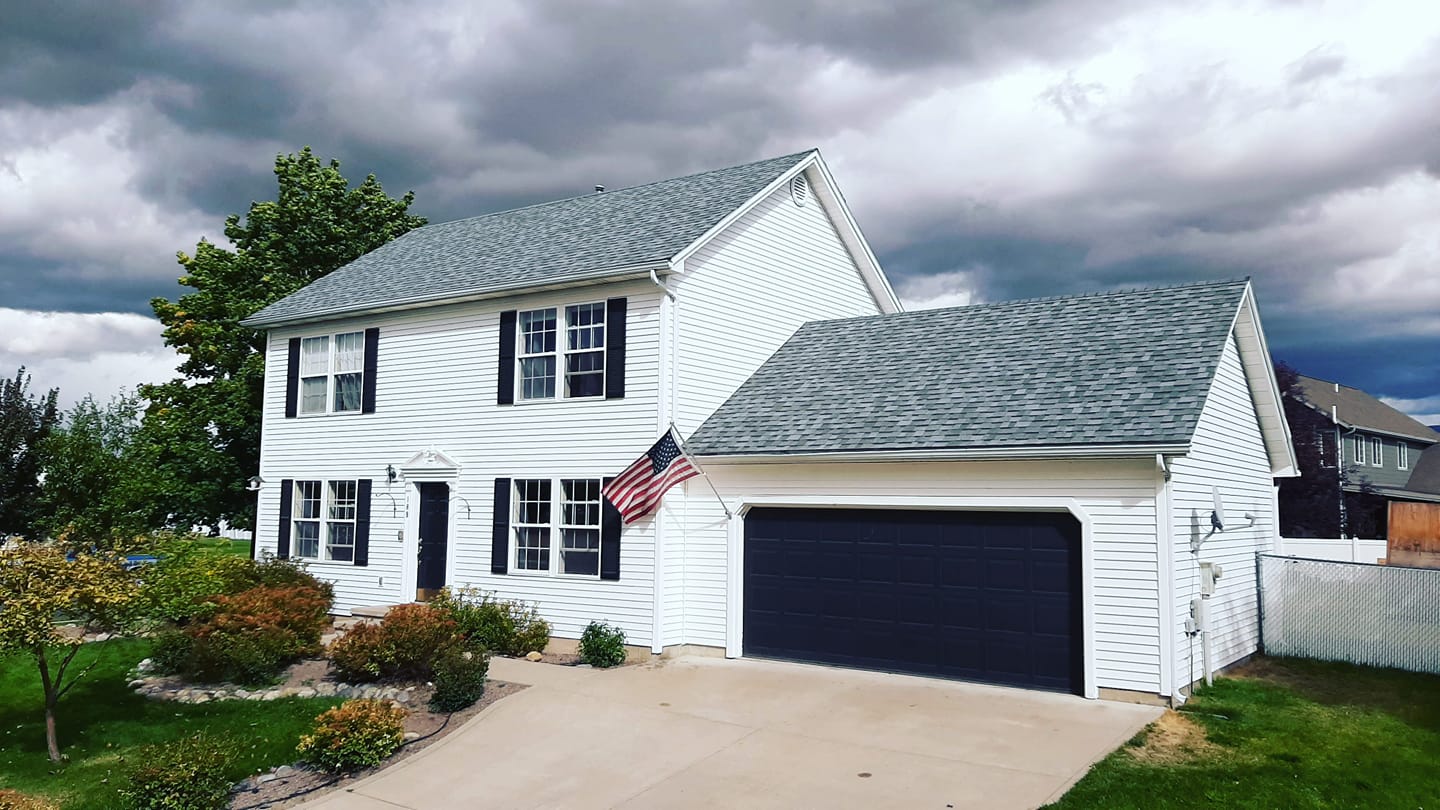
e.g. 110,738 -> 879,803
1259,554 -> 1440,674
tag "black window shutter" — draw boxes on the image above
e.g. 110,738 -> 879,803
284,338 -> 301,418
361,327 -> 379,414
491,477 -> 511,574
600,476 -> 622,580
497,311 -> 517,405
605,298 -> 627,400
276,478 -> 293,559
354,478 -> 372,566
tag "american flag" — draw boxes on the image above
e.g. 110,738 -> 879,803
603,429 -> 701,523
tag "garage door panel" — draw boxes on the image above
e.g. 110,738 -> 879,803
744,507 -> 1082,694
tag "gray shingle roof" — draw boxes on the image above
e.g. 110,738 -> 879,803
1295,375 -> 1439,444
687,280 -> 1251,456
243,151 -> 814,326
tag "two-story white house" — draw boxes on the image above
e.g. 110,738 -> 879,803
243,150 -> 1297,703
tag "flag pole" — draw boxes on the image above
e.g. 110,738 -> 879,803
671,423 -> 732,520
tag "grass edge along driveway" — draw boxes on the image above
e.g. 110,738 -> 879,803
0,638 -> 341,809
1046,657 -> 1440,810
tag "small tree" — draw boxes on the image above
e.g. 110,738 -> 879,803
0,543 -> 139,761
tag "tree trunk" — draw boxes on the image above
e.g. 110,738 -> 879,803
36,647 -> 62,762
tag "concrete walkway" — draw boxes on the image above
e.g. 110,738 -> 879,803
301,656 -> 1160,810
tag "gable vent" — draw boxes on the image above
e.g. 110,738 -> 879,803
790,174 -> 809,207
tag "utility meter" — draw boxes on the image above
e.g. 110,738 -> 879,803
1199,561 -> 1224,596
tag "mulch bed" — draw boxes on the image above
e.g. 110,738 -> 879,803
228,678 -> 527,809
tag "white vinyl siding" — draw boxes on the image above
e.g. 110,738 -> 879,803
664,175 -> 886,644
1168,334 -> 1275,689
678,458 -> 1164,694
255,280 -> 663,641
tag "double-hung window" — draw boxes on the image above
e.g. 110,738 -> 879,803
1353,435 -> 1367,465
516,303 -> 605,401
1399,442 -> 1410,470
1314,430 -> 1336,468
300,332 -> 365,414
292,479 -> 357,562
511,478 -> 603,576
1370,436 -> 1384,467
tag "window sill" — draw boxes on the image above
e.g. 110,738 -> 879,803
297,410 -> 365,418
505,569 -> 602,581
511,395 -> 607,406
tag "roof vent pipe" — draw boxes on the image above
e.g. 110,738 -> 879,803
594,185 -> 605,194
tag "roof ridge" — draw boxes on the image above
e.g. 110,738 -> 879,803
411,149 -> 816,234
805,277 -> 1250,330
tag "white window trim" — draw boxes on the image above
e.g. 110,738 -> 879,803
1315,429 -> 1336,469
1353,435 -> 1367,466
1370,436 -> 1384,468
299,331 -> 365,416
514,302 -> 606,403
1399,442 -> 1409,470
292,479 -> 359,563
510,477 -> 603,579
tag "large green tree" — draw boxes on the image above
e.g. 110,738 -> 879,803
142,148 -> 425,531
0,368 -> 59,537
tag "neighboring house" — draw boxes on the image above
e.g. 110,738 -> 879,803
1290,375 -> 1440,536
243,151 -> 1296,704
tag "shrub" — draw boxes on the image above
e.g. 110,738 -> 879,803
431,587 -> 551,657
121,733 -> 234,810
169,583 -> 333,685
0,790 -> 57,810
578,621 -> 628,668
138,537 -> 336,628
148,629 -> 192,675
297,699 -> 406,773
328,604 -> 461,683
430,648 -> 490,712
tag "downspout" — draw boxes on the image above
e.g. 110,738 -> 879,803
650,266 -> 677,655
1156,454 -> 1182,706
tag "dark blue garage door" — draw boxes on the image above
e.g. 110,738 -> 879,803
743,508 -> 1083,694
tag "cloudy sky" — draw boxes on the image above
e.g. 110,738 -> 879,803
4,0 -> 1439,423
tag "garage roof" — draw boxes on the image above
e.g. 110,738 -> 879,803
687,279 -> 1251,456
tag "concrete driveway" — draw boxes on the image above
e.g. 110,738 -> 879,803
303,655 -> 1160,810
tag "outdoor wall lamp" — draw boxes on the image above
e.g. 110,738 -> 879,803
245,475 -> 265,492
386,464 -> 398,483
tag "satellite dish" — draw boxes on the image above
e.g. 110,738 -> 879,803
1210,486 -> 1226,533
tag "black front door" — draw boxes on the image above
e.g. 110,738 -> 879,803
416,483 -> 449,600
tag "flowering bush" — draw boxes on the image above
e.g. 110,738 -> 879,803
430,587 -> 550,656
328,603 -> 461,683
297,699 -> 406,773
121,733 -> 235,810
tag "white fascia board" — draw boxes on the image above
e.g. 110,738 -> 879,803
240,264 -> 669,329
668,150 -> 903,315
1230,284 -> 1300,478
696,443 -> 1190,464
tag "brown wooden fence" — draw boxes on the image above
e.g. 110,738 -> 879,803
1388,501 -> 1440,568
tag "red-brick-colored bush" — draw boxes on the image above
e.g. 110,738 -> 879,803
327,603 -> 463,684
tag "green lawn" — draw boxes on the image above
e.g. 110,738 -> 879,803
1048,657 -> 1440,809
0,639 -> 339,809
190,536 -> 252,557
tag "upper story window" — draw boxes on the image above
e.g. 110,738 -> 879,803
516,303 -> 605,401
497,298 -> 625,406
1370,436 -> 1384,467
300,332 -> 365,414
1399,442 -> 1410,470
1352,434 -> 1367,466
292,479 -> 358,562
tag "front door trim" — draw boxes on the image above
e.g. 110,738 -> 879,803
398,448 -> 462,605
725,494 -> 1097,699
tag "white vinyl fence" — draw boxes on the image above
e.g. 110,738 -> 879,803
1260,554 -> 1440,674
1278,537 -> 1387,564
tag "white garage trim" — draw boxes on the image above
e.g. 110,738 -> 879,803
721,494 -> 1099,699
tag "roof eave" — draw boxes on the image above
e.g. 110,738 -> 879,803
239,262 -> 671,329
693,442 -> 1192,464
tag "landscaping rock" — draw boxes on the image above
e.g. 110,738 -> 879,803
525,651 -> 543,662
274,765 -> 296,778
295,687 -> 317,699
403,731 -> 421,741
